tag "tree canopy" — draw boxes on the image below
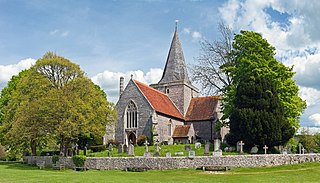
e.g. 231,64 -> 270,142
0,52 -> 116,156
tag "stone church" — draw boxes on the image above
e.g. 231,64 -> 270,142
114,26 -> 227,145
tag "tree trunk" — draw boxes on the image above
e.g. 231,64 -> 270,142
30,139 -> 37,156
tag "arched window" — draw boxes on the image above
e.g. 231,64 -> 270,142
126,101 -> 137,128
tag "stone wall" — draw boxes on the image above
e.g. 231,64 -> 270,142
24,154 -> 320,170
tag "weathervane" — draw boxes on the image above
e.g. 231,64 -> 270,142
175,20 -> 179,31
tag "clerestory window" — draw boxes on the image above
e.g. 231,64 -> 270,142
126,101 -> 137,128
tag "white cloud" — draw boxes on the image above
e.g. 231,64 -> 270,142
61,31 -> 69,37
91,68 -> 163,103
0,58 -> 36,83
192,31 -> 202,41
298,86 -> 320,107
309,113 -> 320,126
50,29 -> 70,37
183,28 -> 191,34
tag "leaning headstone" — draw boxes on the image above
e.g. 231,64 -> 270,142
123,144 -> 128,153
204,143 -> 210,156
188,151 -> 195,157
250,146 -> 259,154
185,145 -> 191,151
128,144 -> 134,156
166,152 -> 171,158
195,142 -> 201,149
214,139 -> 221,151
118,144 -> 123,153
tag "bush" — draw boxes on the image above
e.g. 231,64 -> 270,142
0,145 -> 6,161
90,145 -> 106,152
52,155 -> 59,164
72,155 -> 86,167
137,135 -> 147,146
40,150 -> 60,156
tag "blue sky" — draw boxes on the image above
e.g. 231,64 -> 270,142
0,0 -> 320,132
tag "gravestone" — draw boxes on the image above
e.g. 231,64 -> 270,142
184,145 -> 191,151
250,146 -> 258,154
281,148 -> 287,154
224,147 -> 229,152
188,151 -> 195,157
118,144 -> 123,153
108,144 -> 113,151
166,152 -> 171,158
144,140 -> 149,152
204,143 -> 210,156
144,152 -> 152,157
123,144 -> 128,153
128,144 -> 134,156
302,147 -> 305,154
84,146 -> 87,156
212,150 -> 222,156
236,142 -> 240,152
263,145 -> 268,154
214,139 -> 221,151
299,143 -> 302,154
154,141 -> 161,157
195,142 -> 201,149
239,141 -> 245,154
174,152 -> 184,156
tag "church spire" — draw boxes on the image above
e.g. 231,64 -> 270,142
159,21 -> 190,84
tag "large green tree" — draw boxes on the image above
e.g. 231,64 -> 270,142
1,52 -> 116,156
225,31 -> 306,146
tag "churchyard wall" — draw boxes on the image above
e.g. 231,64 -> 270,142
24,154 -> 320,170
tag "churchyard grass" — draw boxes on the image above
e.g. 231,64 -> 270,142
1,161 -> 320,182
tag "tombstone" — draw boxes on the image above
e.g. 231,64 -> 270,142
166,152 -> 171,158
128,144 -> 134,156
250,146 -> 259,154
154,140 -> 161,157
195,142 -> 201,149
174,152 -> 184,156
281,148 -> 288,154
144,140 -> 149,153
224,147 -> 229,152
204,143 -> 210,156
123,144 -> 128,153
213,139 -> 221,151
239,141 -> 245,154
299,143 -> 302,154
118,144 -> 123,153
212,150 -> 222,156
143,152 -> 152,157
109,144 -> 113,151
184,145 -> 191,151
302,147 -> 305,154
263,145 -> 268,154
236,142 -> 240,152
188,151 -> 195,157
84,146 -> 87,156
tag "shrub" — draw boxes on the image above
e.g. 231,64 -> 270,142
72,155 -> 86,167
90,145 -> 106,152
107,139 -> 115,146
137,135 -> 147,146
52,155 -> 59,164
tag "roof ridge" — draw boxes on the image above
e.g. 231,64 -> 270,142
133,80 -> 167,96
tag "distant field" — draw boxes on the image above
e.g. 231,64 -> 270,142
1,161 -> 320,183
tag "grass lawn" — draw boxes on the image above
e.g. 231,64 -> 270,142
1,161 -> 320,183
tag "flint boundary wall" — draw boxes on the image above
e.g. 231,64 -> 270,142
24,154 -> 320,170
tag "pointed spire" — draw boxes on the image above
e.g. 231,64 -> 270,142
159,21 -> 190,84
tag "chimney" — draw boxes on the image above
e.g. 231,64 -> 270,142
119,76 -> 124,97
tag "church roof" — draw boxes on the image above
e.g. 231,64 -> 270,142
185,96 -> 219,121
172,125 -> 191,138
158,28 -> 190,84
133,80 -> 184,120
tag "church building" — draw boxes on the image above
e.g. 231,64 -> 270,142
114,25 -> 226,145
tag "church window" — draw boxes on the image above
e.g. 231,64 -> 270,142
126,101 -> 137,128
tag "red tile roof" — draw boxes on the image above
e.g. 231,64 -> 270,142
134,80 -> 184,120
172,125 -> 191,138
185,96 -> 219,121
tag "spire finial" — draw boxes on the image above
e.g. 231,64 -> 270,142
175,20 -> 179,31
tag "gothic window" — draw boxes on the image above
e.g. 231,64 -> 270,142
126,101 -> 137,128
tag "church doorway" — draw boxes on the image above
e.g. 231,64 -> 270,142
128,132 -> 136,144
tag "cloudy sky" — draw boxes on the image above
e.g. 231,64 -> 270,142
0,0 -> 319,132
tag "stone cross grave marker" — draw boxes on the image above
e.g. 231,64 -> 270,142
239,141 -> 245,154
188,150 -> 195,157
204,142 -> 210,156
144,140 -> 149,153
128,144 -> 134,156
263,145 -> 268,154
118,144 -> 123,153
154,140 -> 161,157
214,139 -> 221,151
